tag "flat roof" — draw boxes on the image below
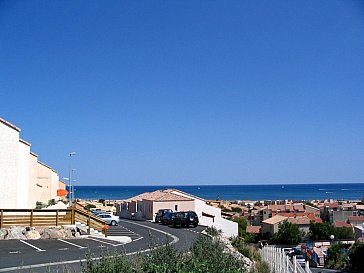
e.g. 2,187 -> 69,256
19,138 -> 31,146
0,117 -> 21,132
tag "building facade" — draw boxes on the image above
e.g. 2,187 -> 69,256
116,189 -> 238,237
0,118 -> 65,209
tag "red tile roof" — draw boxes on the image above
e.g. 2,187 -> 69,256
334,221 -> 352,228
246,226 -> 261,234
323,203 -> 339,208
348,216 -> 364,222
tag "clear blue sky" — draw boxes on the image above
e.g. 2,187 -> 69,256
1,1 -> 364,185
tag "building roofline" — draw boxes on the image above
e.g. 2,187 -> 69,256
59,180 -> 67,185
30,151 -> 38,157
0,117 -> 21,132
38,160 -> 58,173
170,188 -> 206,201
19,138 -> 31,146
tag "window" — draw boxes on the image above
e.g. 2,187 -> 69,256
175,205 -> 178,211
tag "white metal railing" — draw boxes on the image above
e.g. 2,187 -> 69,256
259,246 -> 312,273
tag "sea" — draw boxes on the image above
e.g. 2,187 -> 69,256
72,183 -> 364,201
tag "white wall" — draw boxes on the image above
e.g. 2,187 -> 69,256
171,190 -> 238,237
212,217 -> 239,238
17,141 -> 30,208
0,122 -> 19,208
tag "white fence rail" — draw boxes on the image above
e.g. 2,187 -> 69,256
259,246 -> 312,273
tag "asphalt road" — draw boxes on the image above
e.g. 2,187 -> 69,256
0,220 -> 206,273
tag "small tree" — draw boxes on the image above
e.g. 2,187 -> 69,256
350,243 -> 364,271
274,220 -> 303,245
234,216 -> 248,237
326,244 -> 348,270
309,222 -> 335,240
232,207 -> 242,213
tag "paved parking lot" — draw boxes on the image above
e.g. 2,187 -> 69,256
0,220 -> 204,273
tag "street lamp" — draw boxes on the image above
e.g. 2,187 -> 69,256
71,169 -> 76,204
68,152 -> 76,207
330,234 -> 335,245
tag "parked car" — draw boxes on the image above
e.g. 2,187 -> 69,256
161,212 -> 177,225
283,248 -> 294,256
173,211 -> 199,228
96,213 -> 120,226
94,210 -> 112,216
155,209 -> 173,223
293,255 -> 306,267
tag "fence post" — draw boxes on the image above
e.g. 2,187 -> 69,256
30,210 -> 33,226
71,208 -> 75,224
293,255 -> 297,273
87,214 -> 91,234
0,209 -> 3,228
56,210 -> 59,226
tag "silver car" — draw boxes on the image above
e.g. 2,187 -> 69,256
97,213 -> 120,226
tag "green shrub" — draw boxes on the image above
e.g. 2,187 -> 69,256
205,226 -> 221,237
35,201 -> 46,209
85,204 -> 96,210
81,236 -> 248,273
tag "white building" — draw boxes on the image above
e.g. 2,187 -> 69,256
116,188 -> 238,237
0,117 -> 65,209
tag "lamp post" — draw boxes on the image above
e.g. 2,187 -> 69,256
71,168 -> 76,204
330,234 -> 335,245
68,152 -> 76,207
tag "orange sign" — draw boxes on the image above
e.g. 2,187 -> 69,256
57,189 -> 68,197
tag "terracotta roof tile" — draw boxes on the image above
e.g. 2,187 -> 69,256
348,216 -> 364,222
126,189 -> 193,202
334,221 -> 352,228
262,215 -> 288,225
246,226 -> 261,234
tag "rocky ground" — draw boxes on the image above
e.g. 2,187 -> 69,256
0,226 -> 81,240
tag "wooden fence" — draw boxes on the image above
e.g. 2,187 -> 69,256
0,208 -> 106,232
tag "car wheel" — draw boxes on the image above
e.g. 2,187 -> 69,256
193,223 -> 197,227
111,220 -> 117,226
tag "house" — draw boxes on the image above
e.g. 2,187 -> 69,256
246,225 -> 261,234
288,216 -> 315,234
0,117 -> 66,209
261,215 -> 288,235
334,221 -> 353,229
353,225 -> 364,241
116,189 -> 238,237
347,216 -> 364,226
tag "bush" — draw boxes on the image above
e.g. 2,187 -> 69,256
273,220 -> 303,245
205,226 -> 221,237
234,217 -> 248,237
81,236 -> 248,273
85,204 -> 96,210
325,244 -> 348,270
35,201 -> 46,209
350,243 -> 364,271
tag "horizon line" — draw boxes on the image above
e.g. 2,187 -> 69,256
74,182 -> 364,187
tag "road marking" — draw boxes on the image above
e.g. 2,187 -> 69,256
58,248 -> 69,251
119,219 -> 179,244
88,237 -> 119,247
0,221 -> 179,272
8,251 -> 20,254
58,239 -> 86,249
20,240 -> 46,252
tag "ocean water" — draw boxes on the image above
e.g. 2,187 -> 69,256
72,183 -> 364,201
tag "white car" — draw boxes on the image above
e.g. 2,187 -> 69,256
294,255 -> 306,267
97,213 -> 120,226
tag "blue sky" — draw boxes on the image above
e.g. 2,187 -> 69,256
1,0 -> 364,185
